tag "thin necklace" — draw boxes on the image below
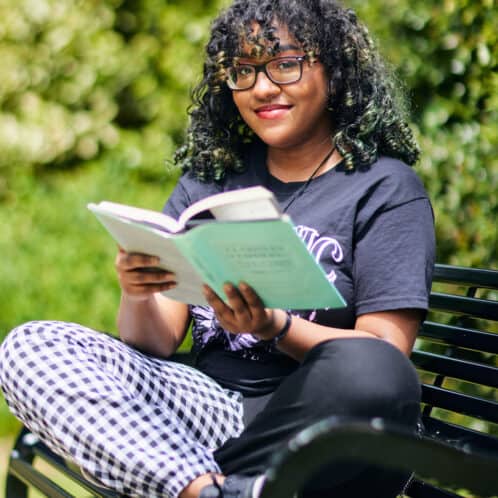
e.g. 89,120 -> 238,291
268,146 -> 336,213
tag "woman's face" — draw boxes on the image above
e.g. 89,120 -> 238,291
231,24 -> 332,151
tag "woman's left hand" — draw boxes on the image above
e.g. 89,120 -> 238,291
203,282 -> 279,340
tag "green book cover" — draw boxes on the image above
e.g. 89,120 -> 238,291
175,219 -> 345,310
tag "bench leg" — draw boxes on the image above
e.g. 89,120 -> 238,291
6,472 -> 28,498
5,426 -> 32,498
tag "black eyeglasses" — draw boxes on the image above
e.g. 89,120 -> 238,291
226,56 -> 306,91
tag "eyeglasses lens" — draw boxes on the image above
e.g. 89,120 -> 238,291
267,59 -> 301,83
227,66 -> 254,90
227,58 -> 302,90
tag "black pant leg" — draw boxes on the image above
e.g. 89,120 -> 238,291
214,338 -> 420,496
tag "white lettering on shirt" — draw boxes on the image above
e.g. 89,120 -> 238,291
295,225 -> 344,282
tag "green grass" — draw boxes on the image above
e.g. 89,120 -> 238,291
0,155 -> 178,438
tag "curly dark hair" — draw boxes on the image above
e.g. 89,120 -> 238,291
174,0 -> 420,181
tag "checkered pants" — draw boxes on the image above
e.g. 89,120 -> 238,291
0,321 -> 245,497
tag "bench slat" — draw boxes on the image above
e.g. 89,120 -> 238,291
31,443 -> 117,497
421,384 -> 498,424
419,322 -> 498,354
433,265 -> 498,289
421,417 -> 498,453
8,457 -> 74,498
412,350 -> 498,388
429,292 -> 498,321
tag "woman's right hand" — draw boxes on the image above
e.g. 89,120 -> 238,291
115,248 -> 177,302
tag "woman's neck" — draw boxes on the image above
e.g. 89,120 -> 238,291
266,137 -> 342,183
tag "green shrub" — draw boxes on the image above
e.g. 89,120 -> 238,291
0,1 -> 125,172
2,0 -> 495,266
0,0 -> 226,198
348,0 -> 497,267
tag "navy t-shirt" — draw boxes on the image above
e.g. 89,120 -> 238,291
163,145 -> 435,395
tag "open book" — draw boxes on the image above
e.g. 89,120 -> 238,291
88,186 -> 346,310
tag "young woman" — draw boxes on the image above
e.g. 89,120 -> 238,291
0,1 -> 435,497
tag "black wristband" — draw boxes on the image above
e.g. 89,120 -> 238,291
272,310 -> 292,345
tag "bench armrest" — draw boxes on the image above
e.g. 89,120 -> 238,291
261,417 -> 498,498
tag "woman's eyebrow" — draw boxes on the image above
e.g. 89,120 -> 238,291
277,43 -> 301,51
238,43 -> 303,59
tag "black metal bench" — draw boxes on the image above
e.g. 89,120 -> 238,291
5,263 -> 498,497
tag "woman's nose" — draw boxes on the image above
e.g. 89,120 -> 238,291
251,70 -> 281,97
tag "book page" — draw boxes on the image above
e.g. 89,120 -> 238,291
88,202 -> 183,234
178,186 -> 282,226
90,212 -> 207,304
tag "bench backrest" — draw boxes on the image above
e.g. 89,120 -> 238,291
407,264 -> 498,497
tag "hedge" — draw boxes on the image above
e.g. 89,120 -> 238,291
1,0 -> 495,266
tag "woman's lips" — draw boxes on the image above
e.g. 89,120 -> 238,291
255,104 -> 292,119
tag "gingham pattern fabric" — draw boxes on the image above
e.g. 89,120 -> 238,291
0,321 -> 245,497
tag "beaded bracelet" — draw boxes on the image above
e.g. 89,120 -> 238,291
271,310 -> 293,345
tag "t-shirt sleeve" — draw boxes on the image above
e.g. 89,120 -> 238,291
162,178 -> 192,219
162,173 -> 224,219
353,175 -> 436,316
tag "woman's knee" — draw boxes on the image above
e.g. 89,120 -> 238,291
1,321 -> 52,388
0,321 -> 87,395
1,320 -> 43,360
1,320 -> 65,360
300,338 -> 421,424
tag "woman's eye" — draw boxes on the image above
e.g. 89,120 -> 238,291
275,60 -> 298,72
237,66 -> 253,78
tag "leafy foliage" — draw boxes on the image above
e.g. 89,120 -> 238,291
1,0 -> 495,265
0,1 -> 123,172
347,0 -> 498,267
0,0 -> 226,196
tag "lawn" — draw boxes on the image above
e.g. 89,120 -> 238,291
0,155 -> 178,440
